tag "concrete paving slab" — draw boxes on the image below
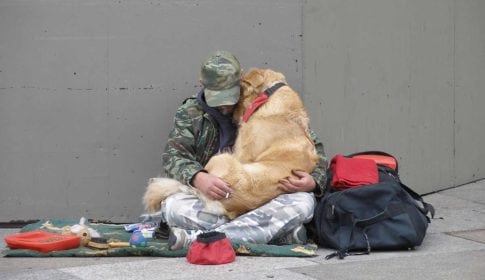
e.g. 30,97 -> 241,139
289,250 -> 485,280
1,266 -> 318,280
0,257 -> 156,273
310,232 -> 485,264
418,232 -> 485,253
422,193 -> 485,233
57,256 -> 317,280
0,269 -> 80,280
437,179 -> 485,204
448,229 -> 485,244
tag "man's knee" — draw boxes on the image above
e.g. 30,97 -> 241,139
293,192 -> 316,219
163,193 -> 197,225
164,192 -> 228,229
274,192 -> 316,220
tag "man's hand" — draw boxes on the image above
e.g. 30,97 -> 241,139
192,171 -> 232,200
278,170 -> 316,193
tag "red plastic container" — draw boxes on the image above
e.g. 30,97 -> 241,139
4,230 -> 81,253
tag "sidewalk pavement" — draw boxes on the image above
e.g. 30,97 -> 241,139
1,179 -> 484,280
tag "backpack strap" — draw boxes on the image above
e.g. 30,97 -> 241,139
379,166 -> 435,220
399,182 -> 435,219
355,203 -> 406,228
324,222 -> 354,260
325,225 -> 372,260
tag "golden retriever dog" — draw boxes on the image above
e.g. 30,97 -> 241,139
143,68 -> 319,219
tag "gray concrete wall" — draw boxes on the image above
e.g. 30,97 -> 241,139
0,0 -> 304,222
1,0 -> 484,222
303,0 -> 485,194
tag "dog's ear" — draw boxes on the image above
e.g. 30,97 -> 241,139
242,68 -> 265,89
264,69 -> 287,84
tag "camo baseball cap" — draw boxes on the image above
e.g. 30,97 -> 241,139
200,51 -> 241,107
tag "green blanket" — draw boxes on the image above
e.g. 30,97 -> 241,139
2,219 -> 318,258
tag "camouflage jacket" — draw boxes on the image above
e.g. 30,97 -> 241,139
162,96 -> 329,197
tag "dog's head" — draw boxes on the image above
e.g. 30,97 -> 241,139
241,68 -> 287,97
233,68 -> 287,122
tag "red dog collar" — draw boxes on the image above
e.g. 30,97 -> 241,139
242,82 -> 286,122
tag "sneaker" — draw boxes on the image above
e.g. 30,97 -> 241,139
270,225 -> 308,245
289,224 -> 308,244
167,228 -> 203,250
154,222 -> 170,240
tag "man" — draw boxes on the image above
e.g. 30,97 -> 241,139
160,51 -> 327,250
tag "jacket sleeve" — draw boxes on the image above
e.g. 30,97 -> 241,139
309,130 -> 328,198
162,104 -> 205,187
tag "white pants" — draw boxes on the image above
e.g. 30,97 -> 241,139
162,192 -> 316,244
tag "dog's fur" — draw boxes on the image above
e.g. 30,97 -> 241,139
143,68 -> 319,219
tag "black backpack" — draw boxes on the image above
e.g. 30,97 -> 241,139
313,151 -> 435,259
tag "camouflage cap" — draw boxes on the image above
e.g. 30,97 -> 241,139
200,51 -> 241,107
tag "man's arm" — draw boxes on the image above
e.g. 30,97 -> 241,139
162,103 -> 205,187
161,101 -> 232,200
278,130 -> 328,196
309,130 -> 328,197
